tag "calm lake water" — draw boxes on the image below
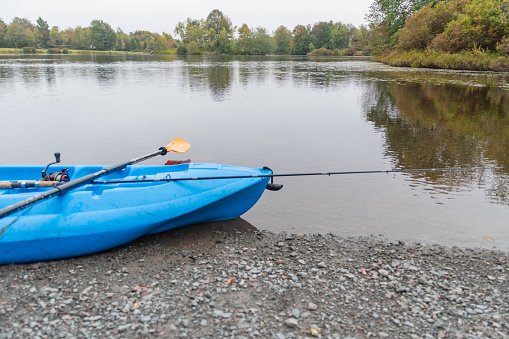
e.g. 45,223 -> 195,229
1,54 -> 508,250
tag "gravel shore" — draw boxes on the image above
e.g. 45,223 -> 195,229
1,219 -> 507,338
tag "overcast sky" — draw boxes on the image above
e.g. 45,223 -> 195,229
1,0 -> 373,35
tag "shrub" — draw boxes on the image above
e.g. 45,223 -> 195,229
176,46 -> 187,55
338,48 -> 357,56
47,48 -> 61,54
186,41 -> 200,55
496,37 -> 509,56
492,56 -> 509,71
307,48 -> 333,56
22,47 -> 37,54
62,48 -> 69,54
381,49 -> 509,71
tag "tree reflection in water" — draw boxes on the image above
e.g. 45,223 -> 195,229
362,79 -> 509,205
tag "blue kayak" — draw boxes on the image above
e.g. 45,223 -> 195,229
0,163 -> 271,264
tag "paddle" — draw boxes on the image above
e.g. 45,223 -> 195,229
0,139 -> 190,219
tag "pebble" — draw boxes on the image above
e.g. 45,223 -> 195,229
0,229 -> 507,338
285,318 -> 299,328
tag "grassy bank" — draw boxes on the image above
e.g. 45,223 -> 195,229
376,49 -> 509,72
0,48 -> 177,55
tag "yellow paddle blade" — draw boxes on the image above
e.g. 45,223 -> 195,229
165,138 -> 190,153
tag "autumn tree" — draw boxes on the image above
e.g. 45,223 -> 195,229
395,0 -> 509,53
396,1 -> 459,50
433,0 -> 509,52
311,22 -> 329,49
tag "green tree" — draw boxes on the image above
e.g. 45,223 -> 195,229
216,28 -> 230,53
205,10 -> 233,52
6,22 -> 36,48
48,26 -> 62,46
292,25 -> 312,55
187,41 -> 200,54
174,18 -> 208,49
273,25 -> 292,54
90,19 -> 116,50
71,27 -> 92,50
236,24 -> 252,54
366,0 -> 437,44
206,9 -> 233,34
0,20 -> 6,47
326,22 -> 350,49
356,23 -> 388,55
145,33 -> 169,53
351,25 -> 371,51
250,27 -> 276,55
12,17 -> 34,30
36,17 -> 50,48
115,28 -> 130,51
129,36 -> 142,51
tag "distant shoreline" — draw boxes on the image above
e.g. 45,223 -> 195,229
3,48 -> 509,73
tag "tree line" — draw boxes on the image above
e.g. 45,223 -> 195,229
174,9 -> 366,55
0,17 -> 175,53
0,10 -> 366,55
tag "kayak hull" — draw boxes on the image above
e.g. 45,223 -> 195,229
0,163 -> 270,264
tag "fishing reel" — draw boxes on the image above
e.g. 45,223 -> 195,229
41,153 -> 70,182
44,169 -> 70,182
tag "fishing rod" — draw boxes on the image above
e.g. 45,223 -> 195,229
92,166 -> 504,191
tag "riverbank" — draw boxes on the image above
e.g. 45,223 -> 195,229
0,48 -> 176,55
376,50 -> 509,72
0,219 -> 507,338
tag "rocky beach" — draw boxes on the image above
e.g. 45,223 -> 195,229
0,219 -> 507,338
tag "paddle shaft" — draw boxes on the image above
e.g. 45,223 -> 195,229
0,148 -> 166,219
93,166 -> 503,184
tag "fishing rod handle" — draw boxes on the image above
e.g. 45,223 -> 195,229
0,181 -> 61,189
